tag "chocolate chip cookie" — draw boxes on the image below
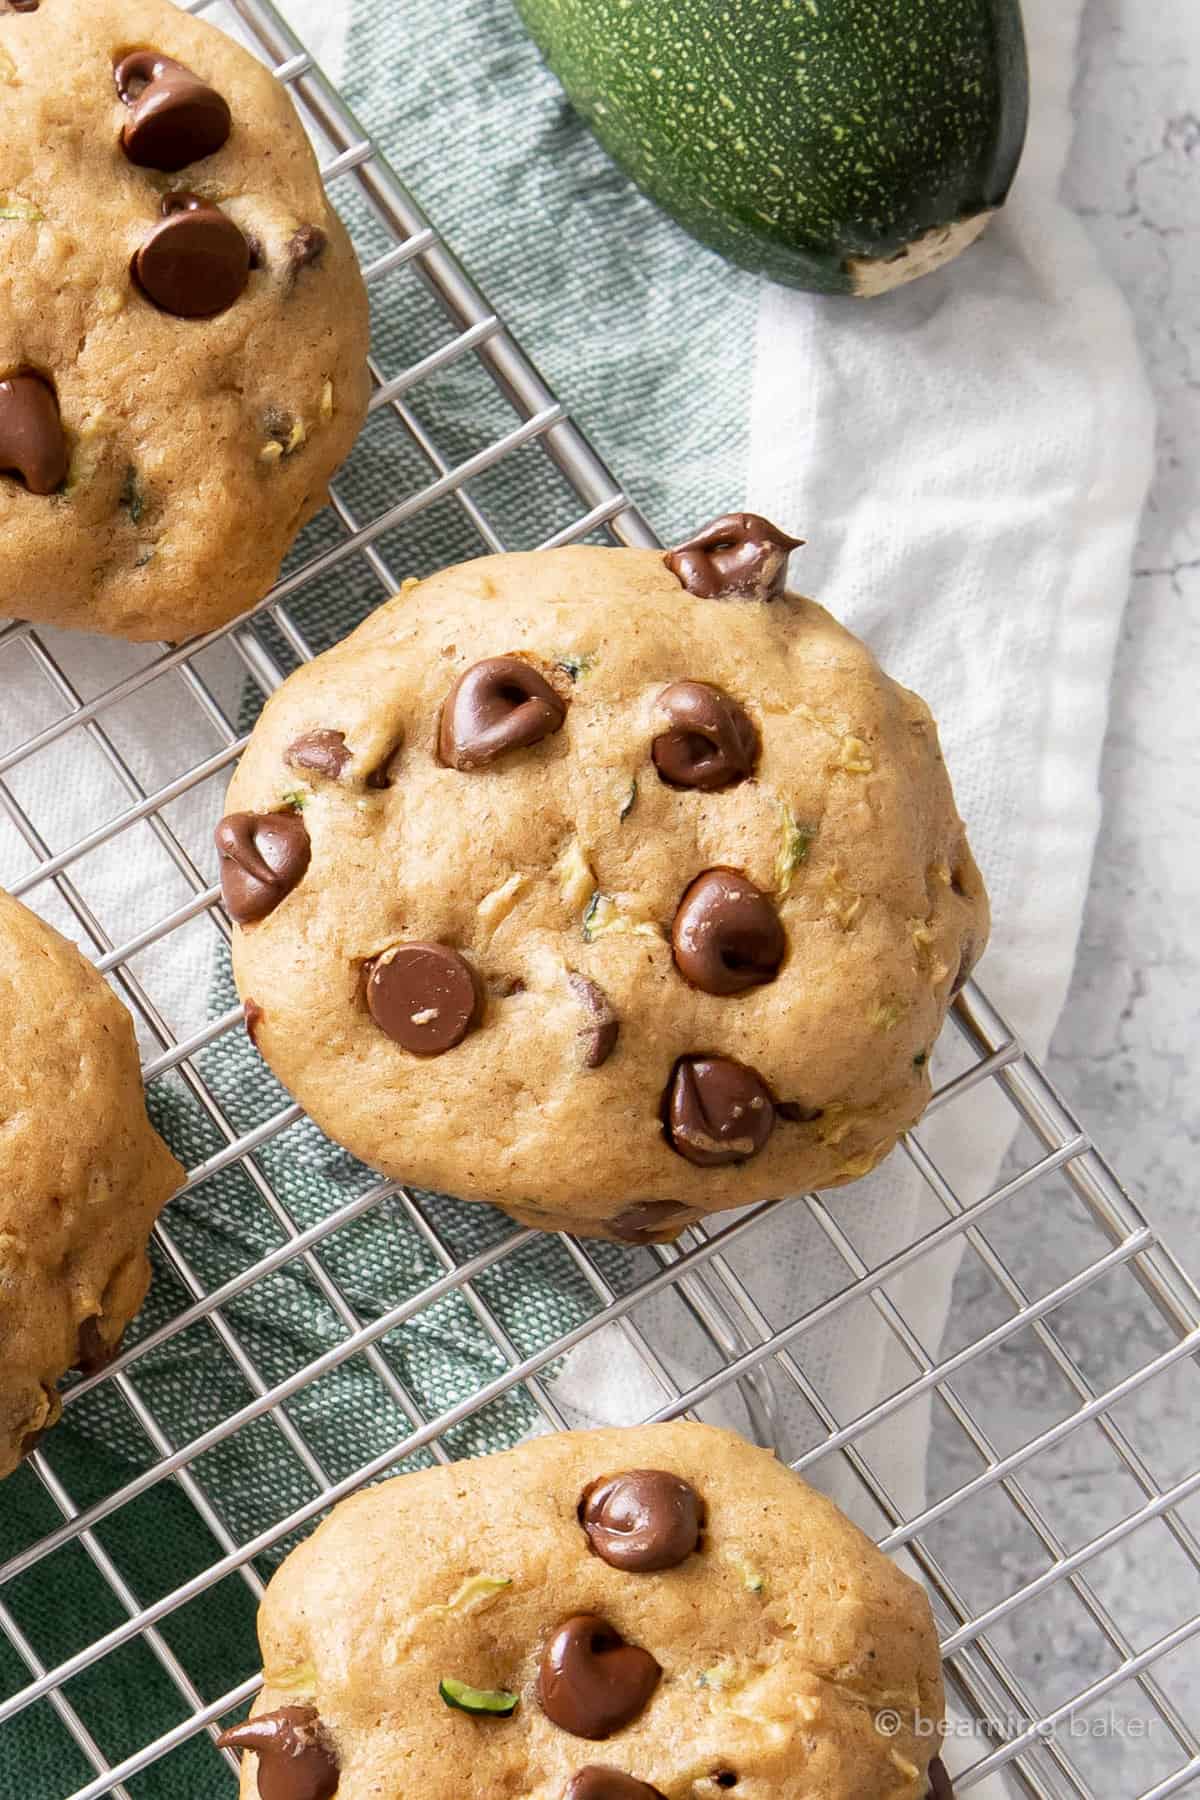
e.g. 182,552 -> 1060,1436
218,1421 -> 947,1799
0,891 -> 182,1480
218,514 -> 989,1239
0,0 -> 369,640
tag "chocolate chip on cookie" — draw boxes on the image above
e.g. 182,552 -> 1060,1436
664,1057 -> 775,1167
285,729 -> 351,781
580,1469 -> 703,1571
215,810 -> 311,924
366,942 -> 480,1055
927,1756 -> 955,1800
5,2 -> 40,13
672,868 -> 785,996
217,1706 -> 338,1800
665,512 -> 802,600
651,682 -> 759,791
439,656 -> 567,770
114,49 -> 232,172
287,224 -> 327,277
567,1771 -> 669,1800
0,373 -> 67,495
567,973 -> 619,1069
608,1201 -> 698,1243
75,1315 -> 119,1376
538,1616 -> 661,1739
132,193 -> 250,319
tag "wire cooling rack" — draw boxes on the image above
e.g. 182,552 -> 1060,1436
1,2 -> 1198,1796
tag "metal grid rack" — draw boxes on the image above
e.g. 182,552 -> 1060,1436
1,2 -> 1198,1795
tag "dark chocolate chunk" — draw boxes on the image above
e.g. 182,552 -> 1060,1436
366,943 -> 479,1056
0,373 -> 67,494
651,681 -> 759,792
285,730 -> 351,781
665,512 -> 802,600
132,193 -> 249,319
663,1057 -> 775,1167
775,1100 -> 823,1124
217,1706 -> 338,1800
672,868 -> 785,996
115,49 -> 231,172
567,1770 -> 668,1800
215,811 -> 311,924
6,3 -> 39,15
567,973 -> 619,1069
537,1616 -> 660,1740
580,1469 -> 703,1572
927,1756 -> 955,1800
76,1316 -> 118,1376
244,997 -> 264,1045
286,224 -> 327,275
608,1201 -> 696,1244
439,656 -> 567,770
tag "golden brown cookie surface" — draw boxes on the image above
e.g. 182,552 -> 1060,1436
221,535 -> 989,1237
221,1422 -> 945,1800
0,891 -> 182,1480
0,0 -> 369,640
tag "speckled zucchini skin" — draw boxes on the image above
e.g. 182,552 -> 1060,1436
514,0 -> 1029,294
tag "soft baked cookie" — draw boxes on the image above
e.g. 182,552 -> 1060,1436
217,514 -> 989,1240
0,891 -> 182,1480
218,1421 -> 950,1800
0,0 -> 370,640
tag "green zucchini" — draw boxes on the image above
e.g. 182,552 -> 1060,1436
438,1676 -> 519,1717
513,0 -> 1028,295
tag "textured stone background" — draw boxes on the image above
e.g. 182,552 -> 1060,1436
929,4 -> 1200,1791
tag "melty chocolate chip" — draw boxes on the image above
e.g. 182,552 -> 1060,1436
6,3 -> 41,14
567,973 -> 619,1069
672,868 -> 785,996
76,1316 -> 118,1376
664,1057 -> 775,1167
215,811 -> 311,925
567,1770 -> 668,1800
927,1756 -> 955,1800
439,656 -> 567,770
114,49 -> 231,172
0,373 -> 68,494
651,681 -> 759,792
217,1706 -> 338,1800
665,512 -> 802,600
580,1469 -> 703,1571
608,1201 -> 697,1244
537,1616 -> 660,1740
287,224 -> 327,276
132,193 -> 250,319
366,942 -> 479,1056
285,730 -> 351,781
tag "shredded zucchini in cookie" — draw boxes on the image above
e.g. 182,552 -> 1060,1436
0,197 -> 41,221
557,839 -> 596,911
773,804 -> 814,902
867,997 -> 906,1032
582,893 -> 662,944
836,734 -> 874,774
478,872 -> 527,935
265,1659 -> 317,1695
428,1574 -> 512,1617
726,1551 -> 767,1595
